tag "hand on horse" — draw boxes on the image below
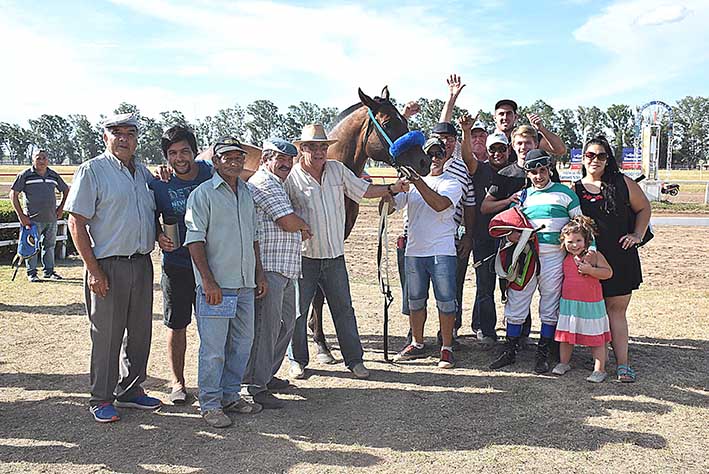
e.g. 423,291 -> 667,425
447,74 -> 466,97
398,166 -> 420,182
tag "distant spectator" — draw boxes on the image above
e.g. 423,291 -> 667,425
9,149 -> 70,282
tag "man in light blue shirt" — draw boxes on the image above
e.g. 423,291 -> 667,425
184,136 -> 267,428
65,113 -> 161,423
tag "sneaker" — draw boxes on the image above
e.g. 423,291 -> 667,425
289,361 -> 306,380
316,350 -> 337,365
438,349 -> 455,369
90,402 -> 120,423
28,274 -> 41,283
169,386 -> 189,405
479,336 -> 497,350
586,371 -> 608,383
475,329 -> 484,341
266,377 -> 291,391
115,394 -> 162,410
393,344 -> 427,361
202,408 -> 232,428
253,391 -> 285,409
350,362 -> 370,379
223,397 -> 263,414
552,363 -> 572,376
437,331 -> 461,350
45,272 -> 63,281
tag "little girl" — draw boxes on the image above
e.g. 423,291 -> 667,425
553,216 -> 613,383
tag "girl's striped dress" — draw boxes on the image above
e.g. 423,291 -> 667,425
555,254 -> 612,346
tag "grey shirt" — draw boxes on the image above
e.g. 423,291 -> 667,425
184,172 -> 259,290
64,152 -> 156,259
11,167 -> 69,222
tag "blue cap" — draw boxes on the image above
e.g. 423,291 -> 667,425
263,138 -> 297,157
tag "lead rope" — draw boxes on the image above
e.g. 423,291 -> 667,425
377,199 -> 394,362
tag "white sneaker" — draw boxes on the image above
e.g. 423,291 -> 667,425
476,329 -> 484,341
289,361 -> 306,380
552,363 -> 571,375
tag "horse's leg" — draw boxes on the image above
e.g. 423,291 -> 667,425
309,288 -> 335,363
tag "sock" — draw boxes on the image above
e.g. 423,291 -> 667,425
540,323 -> 556,339
507,323 -> 523,338
441,345 -> 453,352
412,341 -> 424,349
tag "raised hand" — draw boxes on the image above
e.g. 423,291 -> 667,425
527,113 -> 543,130
458,114 -> 475,131
447,74 -> 466,97
402,101 -> 421,119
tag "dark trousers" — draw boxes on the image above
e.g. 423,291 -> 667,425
86,254 -> 153,406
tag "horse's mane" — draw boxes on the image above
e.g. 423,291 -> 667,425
328,96 -> 389,131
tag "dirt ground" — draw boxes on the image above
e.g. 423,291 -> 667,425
1,203 -> 708,473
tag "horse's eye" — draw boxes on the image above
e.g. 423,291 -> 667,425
383,121 -> 391,129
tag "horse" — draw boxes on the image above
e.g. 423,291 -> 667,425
306,86 -> 431,363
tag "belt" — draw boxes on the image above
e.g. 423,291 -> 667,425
99,253 -> 150,261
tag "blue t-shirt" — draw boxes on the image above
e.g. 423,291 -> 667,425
149,161 -> 213,268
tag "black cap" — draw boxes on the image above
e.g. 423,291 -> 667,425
431,122 -> 458,137
523,149 -> 551,171
213,136 -> 246,155
494,99 -> 518,112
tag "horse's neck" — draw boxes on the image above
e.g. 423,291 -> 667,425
328,107 -> 368,177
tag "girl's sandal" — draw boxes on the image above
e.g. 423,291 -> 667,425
617,364 -> 636,383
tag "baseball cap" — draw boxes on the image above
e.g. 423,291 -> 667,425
523,149 -> 551,171
486,133 -> 509,149
494,99 -> 518,112
423,137 -> 446,153
263,138 -> 297,157
213,136 -> 246,156
431,122 -> 457,137
103,113 -> 140,131
472,121 -> 488,133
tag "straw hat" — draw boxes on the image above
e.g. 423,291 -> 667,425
293,124 -> 338,146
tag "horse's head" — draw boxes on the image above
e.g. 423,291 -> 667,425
358,87 -> 431,176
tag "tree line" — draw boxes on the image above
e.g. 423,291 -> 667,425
1,96 -> 708,167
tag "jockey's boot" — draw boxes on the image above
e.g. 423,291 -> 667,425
549,339 -> 560,363
489,336 -> 519,370
534,337 -> 553,374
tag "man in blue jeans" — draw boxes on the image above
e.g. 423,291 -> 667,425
185,136 -> 268,428
10,149 -> 70,282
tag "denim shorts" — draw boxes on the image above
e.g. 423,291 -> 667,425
405,255 -> 457,314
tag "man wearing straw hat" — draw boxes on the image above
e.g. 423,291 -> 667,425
285,124 -> 408,380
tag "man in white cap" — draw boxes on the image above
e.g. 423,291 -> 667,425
65,112 -> 161,423
285,124 -> 408,379
242,138 -> 311,409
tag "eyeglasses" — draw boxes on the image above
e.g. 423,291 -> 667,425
488,145 -> 507,154
583,151 -> 608,161
427,150 -> 445,159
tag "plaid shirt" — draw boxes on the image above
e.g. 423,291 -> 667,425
248,168 -> 301,279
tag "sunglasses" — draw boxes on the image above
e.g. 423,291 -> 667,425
523,158 -> 550,171
488,145 -> 507,154
427,150 -> 445,159
583,151 -> 608,161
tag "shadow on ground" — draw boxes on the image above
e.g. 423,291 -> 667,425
1,332 -> 707,472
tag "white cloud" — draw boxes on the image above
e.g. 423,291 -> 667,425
555,0 -> 709,106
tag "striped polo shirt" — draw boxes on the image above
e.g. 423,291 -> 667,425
521,181 -> 582,252
11,167 -> 69,222
285,160 -> 370,259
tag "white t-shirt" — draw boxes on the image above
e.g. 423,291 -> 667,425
394,173 -> 463,257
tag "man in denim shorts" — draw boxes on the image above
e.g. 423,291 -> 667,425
388,138 -> 463,368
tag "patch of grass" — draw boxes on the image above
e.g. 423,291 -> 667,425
651,201 -> 709,213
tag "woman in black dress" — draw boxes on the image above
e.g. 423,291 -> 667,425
574,137 -> 651,382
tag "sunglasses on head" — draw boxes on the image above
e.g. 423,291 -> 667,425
584,151 -> 608,161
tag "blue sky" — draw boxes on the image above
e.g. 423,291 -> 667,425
1,0 -> 708,124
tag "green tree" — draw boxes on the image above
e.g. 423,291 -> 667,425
69,114 -> 103,162
606,104 -> 634,159
138,116 -> 165,164
576,106 -> 609,144
407,98 -> 445,135
0,123 -> 35,164
520,100 -> 559,133
556,109 -> 580,163
246,100 -> 284,146
28,114 -> 77,164
159,110 -> 190,130
195,105 -> 247,149
282,102 -> 341,141
672,96 -> 709,167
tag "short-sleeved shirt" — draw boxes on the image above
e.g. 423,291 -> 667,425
521,181 -> 582,253
11,167 -> 69,222
285,160 -> 369,259
149,161 -> 213,268
64,152 -> 156,259
248,168 -> 301,280
394,173 -> 463,257
184,173 -> 258,289
487,162 -> 527,201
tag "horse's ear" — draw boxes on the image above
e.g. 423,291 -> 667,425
381,86 -> 390,100
358,88 -> 378,110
